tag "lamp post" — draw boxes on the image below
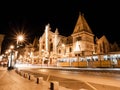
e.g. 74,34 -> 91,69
15,34 -> 24,64
7,45 -> 14,70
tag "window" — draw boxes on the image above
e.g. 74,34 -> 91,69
59,50 -> 61,54
76,36 -> 81,41
42,45 -> 44,49
50,38 -> 52,42
69,47 -> 72,52
50,43 -> 53,51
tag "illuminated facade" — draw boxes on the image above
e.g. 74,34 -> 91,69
39,13 -> 95,65
38,13 -> 119,66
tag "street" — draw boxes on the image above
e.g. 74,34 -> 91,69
1,65 -> 120,90
18,66 -> 120,90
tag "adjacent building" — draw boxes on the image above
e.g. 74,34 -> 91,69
0,34 -> 5,54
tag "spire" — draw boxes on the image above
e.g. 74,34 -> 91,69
95,36 -> 98,41
55,28 -> 59,34
45,23 -> 51,31
72,12 -> 93,34
33,36 -> 39,48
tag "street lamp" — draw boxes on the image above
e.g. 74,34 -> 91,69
17,34 -> 24,48
15,34 -> 25,64
7,45 -> 14,70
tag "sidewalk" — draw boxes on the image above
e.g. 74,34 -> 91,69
0,67 -> 72,90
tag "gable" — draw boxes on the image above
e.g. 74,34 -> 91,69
72,13 -> 93,34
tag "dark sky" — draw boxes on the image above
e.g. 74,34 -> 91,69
0,0 -> 120,53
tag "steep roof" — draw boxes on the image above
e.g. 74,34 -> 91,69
33,36 -> 39,47
97,35 -> 109,44
72,13 -> 93,34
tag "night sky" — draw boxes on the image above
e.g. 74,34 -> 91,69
0,0 -> 120,53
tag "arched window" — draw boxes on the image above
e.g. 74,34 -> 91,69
42,45 -> 44,49
50,43 -> 53,51
59,49 -> 61,54
69,47 -> 72,52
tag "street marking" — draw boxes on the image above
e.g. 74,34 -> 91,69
84,81 -> 97,90
46,74 -> 50,81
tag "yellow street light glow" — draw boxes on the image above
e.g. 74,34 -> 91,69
10,45 -> 14,49
5,51 -> 8,54
17,35 -> 24,42
16,34 -> 25,45
8,49 -> 11,53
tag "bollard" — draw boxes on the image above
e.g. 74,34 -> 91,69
20,71 -> 23,76
22,72 -> 25,77
15,69 -> 18,73
36,77 -> 39,84
21,71 -> 24,76
16,70 -> 20,74
28,74 -> 35,81
28,74 -> 30,80
26,73 -> 28,78
18,71 -> 21,75
36,77 -> 43,84
50,81 -> 59,90
24,73 -> 27,78
23,73 -> 25,77
50,82 -> 54,90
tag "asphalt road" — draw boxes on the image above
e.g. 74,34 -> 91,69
19,68 -> 120,90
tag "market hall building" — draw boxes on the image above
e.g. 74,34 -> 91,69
1,13 -> 120,68
31,13 -> 120,68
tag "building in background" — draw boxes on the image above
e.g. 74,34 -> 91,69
0,34 -> 5,54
